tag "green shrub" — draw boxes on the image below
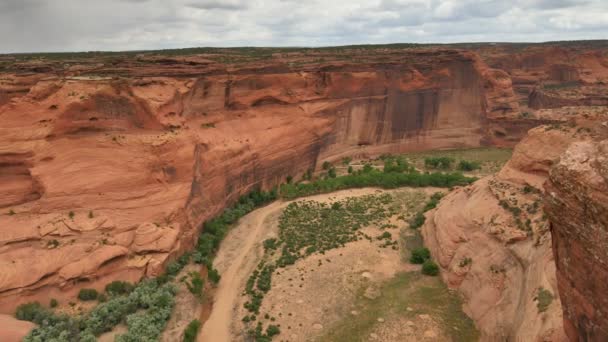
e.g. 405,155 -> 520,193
266,324 -> 281,337
383,156 -> 411,173
78,289 -> 99,301
50,299 -> 58,308
328,167 -> 337,178
458,160 -> 481,171
286,175 -> 293,184
342,157 -> 352,165
208,268 -> 221,285
377,231 -> 392,240
410,248 -> 431,264
537,287 -> 554,313
279,168 -> 475,200
68,211 -> 75,219
105,281 -> 134,296
183,319 -> 201,342
347,166 -> 353,174
263,238 -> 277,251
422,260 -> 440,276
186,272 -> 204,299
424,157 -> 454,169
15,302 -> 47,322
409,212 -> 425,229
322,161 -> 332,170
88,210 -> 94,219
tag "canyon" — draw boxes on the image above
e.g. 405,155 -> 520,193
1,41 -> 608,341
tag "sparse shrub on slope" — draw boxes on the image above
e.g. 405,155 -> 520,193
422,260 -> 440,276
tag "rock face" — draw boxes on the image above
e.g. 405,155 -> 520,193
422,111 -> 608,341
0,43 -> 606,322
545,140 -> 608,341
0,47 -> 526,313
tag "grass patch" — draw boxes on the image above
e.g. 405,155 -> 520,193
318,272 -> 479,342
399,147 -> 513,175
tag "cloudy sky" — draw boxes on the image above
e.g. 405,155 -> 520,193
1,0 -> 607,53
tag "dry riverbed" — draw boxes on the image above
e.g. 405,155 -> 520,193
200,187 -> 478,342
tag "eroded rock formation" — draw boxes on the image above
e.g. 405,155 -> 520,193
422,109 -> 608,341
545,139 -> 608,341
0,48 -> 528,313
0,43 -> 607,340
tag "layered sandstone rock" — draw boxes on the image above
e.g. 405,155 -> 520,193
422,111 -> 608,341
545,140 -> 608,341
0,48 -> 527,313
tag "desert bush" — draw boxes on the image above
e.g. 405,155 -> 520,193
186,272 -> 204,299
424,157 -> 454,169
208,267 -> 221,285
78,289 -> 99,301
15,302 -> 48,322
328,167 -> 337,178
422,260 -> 440,276
183,319 -> 201,342
537,287 -> 554,313
105,281 -> 134,296
458,160 -> 481,171
50,299 -> 58,308
410,247 -> 431,264
322,161 -> 332,170
409,212 -> 425,229
279,168 -> 474,200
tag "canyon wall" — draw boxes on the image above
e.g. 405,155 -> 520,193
545,139 -> 608,341
422,108 -> 608,341
1,43 -> 607,342
0,48 -> 526,313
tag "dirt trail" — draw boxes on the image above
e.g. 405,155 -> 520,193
198,188 -> 386,342
198,200 -> 286,342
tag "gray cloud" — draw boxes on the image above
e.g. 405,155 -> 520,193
187,0 -> 247,10
0,0 -> 606,53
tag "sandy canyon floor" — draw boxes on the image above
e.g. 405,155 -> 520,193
201,187 -> 478,342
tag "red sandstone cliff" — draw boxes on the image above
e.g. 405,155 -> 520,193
0,48 -> 527,313
545,138 -> 608,341
422,108 -> 608,341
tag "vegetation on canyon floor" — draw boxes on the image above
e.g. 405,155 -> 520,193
14,150 -> 489,341
242,193 -> 398,340
281,158 -> 476,199
318,272 -> 479,342
18,278 -> 176,341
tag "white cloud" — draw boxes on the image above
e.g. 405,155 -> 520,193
0,0 -> 606,53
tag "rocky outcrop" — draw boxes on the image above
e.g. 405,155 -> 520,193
545,140 -> 608,341
422,112 -> 608,341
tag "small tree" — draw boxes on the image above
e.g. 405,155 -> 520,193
409,213 -> 425,229
183,319 -> 201,342
78,288 -> 98,301
322,161 -> 332,170
410,248 -> 431,264
208,268 -> 221,285
422,260 -> 440,276
186,272 -> 204,300
328,167 -> 337,178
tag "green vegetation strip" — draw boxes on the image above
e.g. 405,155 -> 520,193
280,160 -> 475,199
